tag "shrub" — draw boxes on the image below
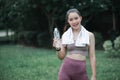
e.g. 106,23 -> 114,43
103,40 -> 113,51
103,36 -> 120,58
37,32 -> 52,48
114,36 -> 120,49
16,31 -> 52,48
94,32 -> 103,49
17,31 -> 37,46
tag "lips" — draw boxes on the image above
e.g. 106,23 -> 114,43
72,23 -> 79,27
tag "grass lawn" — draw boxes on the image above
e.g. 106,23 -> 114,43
0,45 -> 120,80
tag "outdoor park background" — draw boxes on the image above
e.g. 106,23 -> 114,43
0,0 -> 120,80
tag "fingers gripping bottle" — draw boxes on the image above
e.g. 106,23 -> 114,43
54,28 -> 61,50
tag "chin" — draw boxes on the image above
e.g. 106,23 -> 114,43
73,26 -> 80,30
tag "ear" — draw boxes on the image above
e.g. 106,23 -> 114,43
67,19 -> 70,24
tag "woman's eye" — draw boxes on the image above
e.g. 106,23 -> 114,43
75,17 -> 78,20
69,18 -> 73,21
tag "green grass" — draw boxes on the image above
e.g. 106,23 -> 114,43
0,45 -> 120,80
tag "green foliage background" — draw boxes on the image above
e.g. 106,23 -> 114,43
0,0 -> 120,48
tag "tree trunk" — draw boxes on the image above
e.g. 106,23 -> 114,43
112,12 -> 116,31
48,16 -> 56,35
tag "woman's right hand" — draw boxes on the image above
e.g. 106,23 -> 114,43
53,39 -> 61,51
53,39 -> 57,48
53,38 -> 66,60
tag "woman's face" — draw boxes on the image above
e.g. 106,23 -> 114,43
67,12 -> 82,30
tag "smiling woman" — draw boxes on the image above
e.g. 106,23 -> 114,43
53,8 -> 96,80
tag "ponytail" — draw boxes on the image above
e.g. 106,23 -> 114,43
63,23 -> 70,32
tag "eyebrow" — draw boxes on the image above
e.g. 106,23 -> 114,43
69,16 -> 78,20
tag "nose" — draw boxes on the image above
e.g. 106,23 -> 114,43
72,19 -> 76,24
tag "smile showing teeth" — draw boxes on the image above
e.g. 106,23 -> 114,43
73,23 -> 78,27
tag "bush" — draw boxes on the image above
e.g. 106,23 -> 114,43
16,31 -> 52,48
37,32 -> 52,48
103,36 -> 120,58
114,36 -> 120,49
94,32 -> 103,49
17,31 -> 38,46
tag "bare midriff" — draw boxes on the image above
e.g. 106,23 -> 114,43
66,53 -> 86,61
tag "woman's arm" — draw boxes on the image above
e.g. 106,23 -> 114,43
56,45 -> 66,60
89,32 -> 96,80
53,39 -> 66,60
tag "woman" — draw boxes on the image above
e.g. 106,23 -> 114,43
53,8 -> 96,80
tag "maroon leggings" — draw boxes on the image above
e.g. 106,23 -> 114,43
58,57 -> 89,80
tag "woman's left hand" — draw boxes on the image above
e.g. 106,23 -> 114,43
91,75 -> 96,80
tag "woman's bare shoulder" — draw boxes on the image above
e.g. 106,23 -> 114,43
88,31 -> 95,39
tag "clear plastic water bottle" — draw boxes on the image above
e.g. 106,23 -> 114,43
54,28 -> 61,50
54,28 -> 60,40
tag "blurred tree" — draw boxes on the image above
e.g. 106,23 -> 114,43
0,0 -> 29,40
1,0 -> 119,34
0,0 -> 120,47
101,0 -> 120,31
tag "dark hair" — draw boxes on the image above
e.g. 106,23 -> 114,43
63,8 -> 81,32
